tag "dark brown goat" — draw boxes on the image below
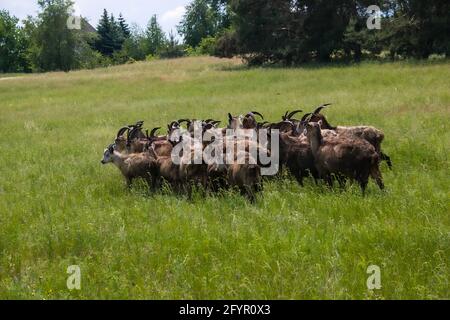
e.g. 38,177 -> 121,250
227,151 -> 262,202
278,129 -> 318,185
306,104 -> 392,169
147,144 -> 182,192
305,122 -> 384,194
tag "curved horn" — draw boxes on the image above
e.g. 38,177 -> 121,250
283,110 -> 289,120
128,125 -> 146,140
270,121 -> 284,130
251,111 -> 264,119
116,126 -> 130,138
177,119 -> 190,124
168,121 -> 180,129
204,119 -> 215,123
150,127 -> 161,137
287,109 -> 303,119
313,103 -> 332,114
211,120 -> 221,126
126,127 -> 134,141
258,121 -> 269,128
301,113 -> 312,122
203,123 -> 214,131
128,127 -> 138,140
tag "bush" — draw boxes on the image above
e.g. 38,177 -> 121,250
428,54 -> 446,61
79,50 -> 111,69
185,46 -> 201,56
197,36 -> 217,55
75,36 -> 112,69
158,43 -> 186,59
214,29 -> 238,58
146,54 -> 159,61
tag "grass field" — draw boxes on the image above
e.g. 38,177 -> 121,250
0,57 -> 448,299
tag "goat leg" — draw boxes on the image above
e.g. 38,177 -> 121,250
380,151 -> 393,170
370,166 -> 385,190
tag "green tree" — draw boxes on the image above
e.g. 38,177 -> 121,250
231,0 -> 364,64
214,28 -> 238,58
115,23 -> 159,62
29,0 -> 77,71
118,13 -> 131,38
95,10 -> 126,57
209,0 -> 231,30
0,10 -> 30,72
95,9 -> 114,55
145,15 -> 166,55
159,30 -> 185,58
381,0 -> 450,58
230,0 -> 294,64
177,0 -> 220,48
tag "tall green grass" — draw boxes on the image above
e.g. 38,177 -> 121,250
0,57 -> 448,299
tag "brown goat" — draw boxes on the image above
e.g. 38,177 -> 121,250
227,111 -> 263,130
101,144 -> 157,190
242,111 -> 264,129
305,122 -> 384,194
307,105 -> 392,169
179,147 -> 209,197
278,129 -> 318,185
147,145 -> 182,192
227,151 -> 262,202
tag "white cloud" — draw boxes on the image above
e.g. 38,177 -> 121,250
161,6 -> 185,22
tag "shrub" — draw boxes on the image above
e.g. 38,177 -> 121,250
146,54 -> 159,61
214,29 -> 238,58
197,36 -> 217,56
428,54 -> 446,61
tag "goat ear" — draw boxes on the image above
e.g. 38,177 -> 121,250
317,120 -> 323,128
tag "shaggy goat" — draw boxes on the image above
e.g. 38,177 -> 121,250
305,122 -> 384,194
147,144 -> 182,192
227,151 -> 262,202
278,128 -> 318,185
306,104 -> 392,169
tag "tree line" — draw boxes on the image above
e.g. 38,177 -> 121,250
230,0 -> 450,65
1,0 -> 448,73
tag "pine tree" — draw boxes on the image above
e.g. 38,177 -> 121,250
95,9 -> 114,55
145,15 -> 166,55
109,13 -> 124,52
95,9 -> 126,56
118,13 -> 130,38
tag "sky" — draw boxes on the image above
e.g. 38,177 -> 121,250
0,0 -> 191,34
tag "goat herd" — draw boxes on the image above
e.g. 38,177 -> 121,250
101,104 -> 392,201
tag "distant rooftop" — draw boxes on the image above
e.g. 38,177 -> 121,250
81,18 -> 96,33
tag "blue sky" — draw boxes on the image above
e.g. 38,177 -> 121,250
1,0 -> 191,34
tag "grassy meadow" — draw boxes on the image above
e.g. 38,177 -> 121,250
0,57 -> 448,299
